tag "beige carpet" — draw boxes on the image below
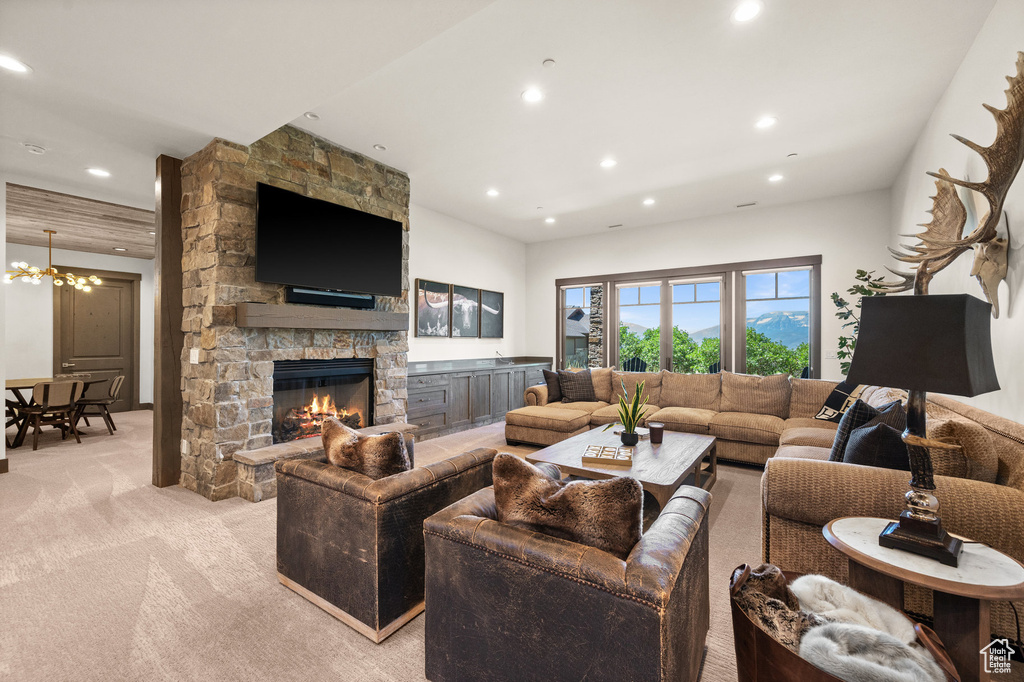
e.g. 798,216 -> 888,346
1,414 -> 762,681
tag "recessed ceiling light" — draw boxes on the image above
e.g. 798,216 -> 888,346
642,198 -> 655,206
542,59 -> 556,68
787,152 -> 798,158
600,158 -> 617,169
21,143 -> 46,155
755,116 -> 778,129
736,201 -> 758,208
113,247 -> 127,252
545,217 -> 556,224
149,231 -> 156,235
303,111 -> 320,120
0,54 -> 31,73
731,0 -> 764,23
87,168 -> 111,178
768,174 -> 784,182
372,144 -> 387,151
521,88 -> 544,103
486,188 -> 499,197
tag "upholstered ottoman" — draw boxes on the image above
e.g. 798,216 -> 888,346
504,406 -> 590,446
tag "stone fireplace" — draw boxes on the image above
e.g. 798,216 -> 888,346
178,125 -> 410,502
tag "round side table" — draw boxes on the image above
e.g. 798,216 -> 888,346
825,517 -> 1024,682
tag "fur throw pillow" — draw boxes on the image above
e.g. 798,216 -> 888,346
321,418 -> 412,480
800,623 -> 944,682
790,574 -> 916,644
492,453 -> 642,560
731,564 -> 829,653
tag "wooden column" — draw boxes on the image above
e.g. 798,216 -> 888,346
153,155 -> 183,487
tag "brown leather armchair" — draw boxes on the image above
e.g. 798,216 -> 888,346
275,444 -> 497,643
423,484 -> 711,681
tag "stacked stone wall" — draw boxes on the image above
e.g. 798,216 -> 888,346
588,286 -> 604,368
179,125 -> 410,500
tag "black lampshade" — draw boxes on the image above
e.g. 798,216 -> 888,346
846,294 -> 999,397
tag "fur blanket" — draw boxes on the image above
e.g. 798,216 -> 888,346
800,623 -> 945,682
731,564 -> 830,653
790,574 -> 916,644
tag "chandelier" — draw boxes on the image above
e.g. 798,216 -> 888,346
4,229 -> 103,291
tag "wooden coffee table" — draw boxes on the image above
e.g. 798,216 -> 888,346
526,428 -> 716,508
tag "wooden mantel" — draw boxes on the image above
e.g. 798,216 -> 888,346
235,303 -> 408,331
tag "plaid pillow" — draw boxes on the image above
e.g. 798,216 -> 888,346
829,399 -> 879,461
558,369 -> 597,403
862,400 -> 907,433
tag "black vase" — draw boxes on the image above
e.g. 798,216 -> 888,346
620,431 -> 639,446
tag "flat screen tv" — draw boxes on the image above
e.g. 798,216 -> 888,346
255,182 -> 403,297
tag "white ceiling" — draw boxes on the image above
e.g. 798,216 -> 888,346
2,0 -> 995,245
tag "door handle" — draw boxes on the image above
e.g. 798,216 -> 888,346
62,362 -> 76,368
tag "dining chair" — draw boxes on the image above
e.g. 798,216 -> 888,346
17,381 -> 85,451
74,375 -> 124,435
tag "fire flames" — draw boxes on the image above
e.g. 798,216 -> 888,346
279,392 -> 362,441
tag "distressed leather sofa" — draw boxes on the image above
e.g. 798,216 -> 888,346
506,368 -> 845,466
423,483 -> 711,682
275,442 -> 497,642
763,394 -> 1024,641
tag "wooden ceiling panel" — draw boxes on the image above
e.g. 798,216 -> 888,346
6,183 -> 156,260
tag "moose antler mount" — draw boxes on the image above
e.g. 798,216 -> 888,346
873,51 -> 1023,315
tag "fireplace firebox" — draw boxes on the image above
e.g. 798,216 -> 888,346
272,359 -> 374,444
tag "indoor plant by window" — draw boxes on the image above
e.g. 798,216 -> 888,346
605,380 -> 647,445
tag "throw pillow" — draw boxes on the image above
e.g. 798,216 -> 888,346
814,380 -> 864,423
861,399 -> 908,433
542,369 -> 563,403
322,418 -> 412,480
842,423 -> 910,471
927,419 -> 998,483
492,453 -> 643,560
828,399 -> 882,461
558,368 -> 597,403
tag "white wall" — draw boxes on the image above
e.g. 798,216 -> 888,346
4,243 -> 155,404
524,189 -> 893,381
889,0 -> 1023,423
408,204 -> 527,361
1,178 -> 6,463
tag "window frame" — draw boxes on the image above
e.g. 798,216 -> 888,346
554,255 -> 821,376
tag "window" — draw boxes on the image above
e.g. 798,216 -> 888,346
742,268 -> 811,376
671,278 -> 723,373
617,284 -> 661,371
561,285 -> 596,368
556,256 -> 820,377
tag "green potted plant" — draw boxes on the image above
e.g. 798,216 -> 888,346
604,380 -> 647,446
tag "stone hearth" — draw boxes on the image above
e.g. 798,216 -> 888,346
178,125 -> 410,501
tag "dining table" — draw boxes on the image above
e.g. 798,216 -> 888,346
5,375 -> 109,449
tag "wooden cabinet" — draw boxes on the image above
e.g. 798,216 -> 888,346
406,358 -> 551,441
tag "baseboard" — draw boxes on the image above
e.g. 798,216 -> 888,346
139,403 -> 154,410
277,572 -> 424,643
0,458 -> 8,474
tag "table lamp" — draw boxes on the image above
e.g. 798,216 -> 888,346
846,294 -> 999,567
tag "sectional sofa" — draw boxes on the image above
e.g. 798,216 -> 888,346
504,368 -> 889,465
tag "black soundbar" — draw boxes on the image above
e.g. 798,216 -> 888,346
285,287 -> 375,309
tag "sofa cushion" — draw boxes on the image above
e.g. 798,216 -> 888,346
842,423 -> 910,471
492,453 -> 643,560
928,418 -> 998,483
543,369 -> 563,403
780,427 -> 838,449
559,401 -> 610,414
559,369 -> 597,403
774,445 -> 831,461
710,412 -> 784,446
789,377 -> 842,420
720,371 -> 791,419
591,367 -> 614,403
322,418 -> 412,481
648,406 -> 715,434
659,371 -> 721,411
590,403 -> 661,427
612,371 -> 663,407
505,406 -> 591,433
784,417 -> 840,432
